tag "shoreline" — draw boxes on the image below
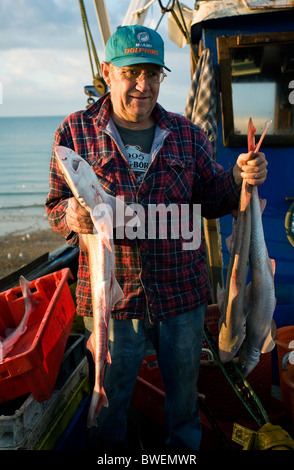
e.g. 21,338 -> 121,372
0,229 -> 65,280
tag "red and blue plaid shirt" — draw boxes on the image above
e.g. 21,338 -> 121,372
46,93 -> 239,323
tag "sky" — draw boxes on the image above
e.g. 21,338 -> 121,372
0,0 -> 195,118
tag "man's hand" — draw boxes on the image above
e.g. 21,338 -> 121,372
66,197 -> 93,234
233,151 -> 268,188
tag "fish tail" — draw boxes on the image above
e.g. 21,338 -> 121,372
247,117 -> 272,153
86,332 -> 94,357
107,349 -> 111,364
254,120 -> 272,153
103,235 -> 113,253
87,388 -> 109,428
247,117 -> 256,152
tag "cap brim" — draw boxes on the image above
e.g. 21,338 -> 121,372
111,56 -> 171,72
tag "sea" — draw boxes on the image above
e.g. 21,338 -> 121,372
0,115 -> 65,237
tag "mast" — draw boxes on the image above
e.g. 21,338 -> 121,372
122,0 -> 156,25
92,0 -> 112,47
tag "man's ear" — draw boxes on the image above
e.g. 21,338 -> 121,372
101,62 -> 112,88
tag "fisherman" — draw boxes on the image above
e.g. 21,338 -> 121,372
46,25 -> 268,452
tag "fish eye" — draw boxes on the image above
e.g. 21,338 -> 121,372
72,159 -> 80,171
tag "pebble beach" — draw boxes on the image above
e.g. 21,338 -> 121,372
0,229 -> 65,280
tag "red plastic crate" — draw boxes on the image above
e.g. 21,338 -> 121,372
0,268 -> 76,403
275,325 -> 294,409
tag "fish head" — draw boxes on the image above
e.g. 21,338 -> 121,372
55,146 -> 97,202
238,344 -> 260,377
218,327 -> 246,363
238,359 -> 256,377
55,146 -> 115,249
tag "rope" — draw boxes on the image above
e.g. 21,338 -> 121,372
155,0 -> 172,29
78,0 -> 106,100
79,0 -> 101,79
157,0 -> 188,42
156,0 -> 197,66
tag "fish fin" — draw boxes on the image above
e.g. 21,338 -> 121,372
107,350 -> 111,365
216,283 -> 225,315
20,275 -> 31,291
258,196 -> 267,214
86,332 -> 95,358
20,276 -> 38,311
226,234 -> 233,253
226,234 -> 232,253
91,205 -> 113,252
113,280 -> 124,305
226,219 -> 236,253
87,388 -> 109,428
271,259 -> 276,275
261,333 -> 275,354
104,194 -> 140,229
230,255 -> 241,294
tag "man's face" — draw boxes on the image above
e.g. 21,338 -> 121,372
102,62 -> 162,128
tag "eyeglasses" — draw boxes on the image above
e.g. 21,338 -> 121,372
113,66 -> 167,84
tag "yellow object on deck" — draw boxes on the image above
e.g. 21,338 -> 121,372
232,422 -> 294,450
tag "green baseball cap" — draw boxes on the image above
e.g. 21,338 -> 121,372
105,25 -> 171,71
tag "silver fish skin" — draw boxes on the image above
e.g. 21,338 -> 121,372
217,180 -> 252,362
217,118 -> 272,364
55,146 -> 126,252
80,232 -> 123,427
55,146 -> 125,427
0,276 -> 37,363
238,185 -> 276,376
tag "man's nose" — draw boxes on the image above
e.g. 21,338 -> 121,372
135,74 -> 151,91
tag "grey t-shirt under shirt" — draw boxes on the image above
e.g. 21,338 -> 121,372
115,123 -> 155,185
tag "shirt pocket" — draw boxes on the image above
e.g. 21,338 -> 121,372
164,157 -> 193,203
88,156 -> 117,196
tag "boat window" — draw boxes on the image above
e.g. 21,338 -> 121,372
217,32 -> 294,147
